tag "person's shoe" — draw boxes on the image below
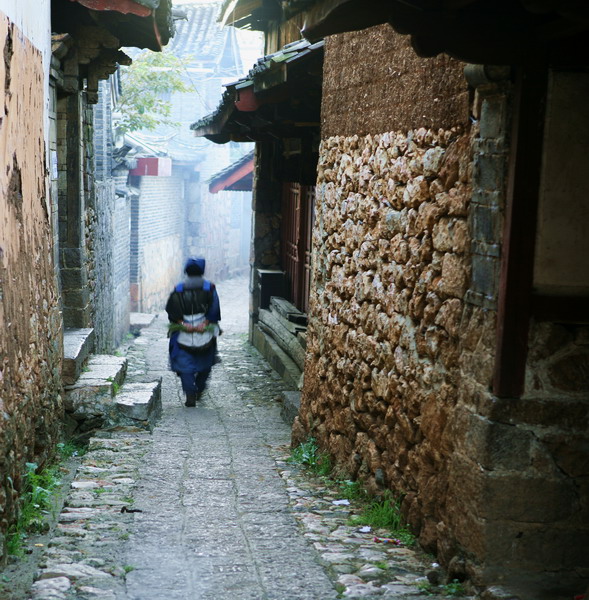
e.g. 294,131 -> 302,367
185,392 -> 197,407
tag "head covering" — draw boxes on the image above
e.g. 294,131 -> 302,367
185,257 -> 206,275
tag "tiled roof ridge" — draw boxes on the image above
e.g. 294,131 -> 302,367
167,1 -> 227,62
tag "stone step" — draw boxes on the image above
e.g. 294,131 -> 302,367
280,391 -> 301,425
252,324 -> 302,390
115,380 -> 162,429
64,355 -> 128,423
270,296 -> 308,325
62,328 -> 95,385
129,312 -> 157,336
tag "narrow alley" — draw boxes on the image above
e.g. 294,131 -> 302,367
19,277 -> 461,600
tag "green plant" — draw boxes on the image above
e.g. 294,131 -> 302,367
349,491 -> 415,546
288,438 -> 332,477
112,382 -> 120,395
123,565 -> 135,574
416,581 -> 434,595
441,580 -> 466,597
415,579 -> 466,597
6,462 -> 61,555
374,560 -> 388,570
336,479 -> 370,503
117,50 -> 194,134
56,440 -> 86,460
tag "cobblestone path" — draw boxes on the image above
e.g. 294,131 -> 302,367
25,276 -> 474,600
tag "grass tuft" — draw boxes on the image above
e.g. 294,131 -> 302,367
348,491 -> 415,546
288,437 -> 332,477
6,462 -> 61,555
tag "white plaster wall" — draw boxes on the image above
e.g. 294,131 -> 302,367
0,1 -> 52,198
0,1 -> 51,57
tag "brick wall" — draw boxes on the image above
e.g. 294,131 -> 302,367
89,79 -> 130,350
131,169 -> 186,312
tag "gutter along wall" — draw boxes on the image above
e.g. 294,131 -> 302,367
295,24 -> 589,588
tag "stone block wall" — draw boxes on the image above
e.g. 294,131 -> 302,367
0,15 -> 63,553
195,185 -> 252,283
131,170 -> 185,312
88,79 -> 130,351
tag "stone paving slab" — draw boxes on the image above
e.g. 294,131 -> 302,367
114,380 -> 162,426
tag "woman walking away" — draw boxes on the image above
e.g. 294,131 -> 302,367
165,257 -> 221,407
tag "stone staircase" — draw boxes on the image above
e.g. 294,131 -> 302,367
62,327 -> 161,438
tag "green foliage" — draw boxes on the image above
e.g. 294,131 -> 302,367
6,462 -> 61,555
288,438 -> 332,477
117,50 -> 194,134
416,579 -> 466,597
349,491 -> 415,546
336,479 -> 370,503
56,440 -> 86,460
441,580 -> 466,596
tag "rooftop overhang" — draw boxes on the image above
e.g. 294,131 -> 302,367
52,0 -> 176,103
219,0 -> 262,28
209,151 -> 255,193
299,0 -> 589,64
191,39 -> 324,144
55,0 -> 174,52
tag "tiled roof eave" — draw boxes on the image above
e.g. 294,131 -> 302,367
190,39 -> 324,138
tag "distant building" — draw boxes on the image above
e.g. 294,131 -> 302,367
122,1 -> 256,312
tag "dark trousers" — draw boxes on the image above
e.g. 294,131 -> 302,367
179,369 -> 211,394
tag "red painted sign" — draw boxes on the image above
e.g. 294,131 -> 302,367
68,0 -> 152,17
129,157 -> 172,177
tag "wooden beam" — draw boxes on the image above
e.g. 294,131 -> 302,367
493,63 -> 549,398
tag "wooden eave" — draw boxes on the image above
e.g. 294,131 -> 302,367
54,0 -> 174,52
301,0 -> 589,64
209,153 -> 255,193
192,39 -> 323,144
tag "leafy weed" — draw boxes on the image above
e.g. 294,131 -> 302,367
288,438 -> 332,477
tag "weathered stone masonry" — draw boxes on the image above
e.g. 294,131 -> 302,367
297,24 -> 589,585
0,15 -> 63,551
299,124 -> 489,569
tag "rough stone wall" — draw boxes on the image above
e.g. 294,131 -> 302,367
0,15 -> 63,551
298,23 -> 589,587
297,24 -> 500,578
297,125 -> 494,565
